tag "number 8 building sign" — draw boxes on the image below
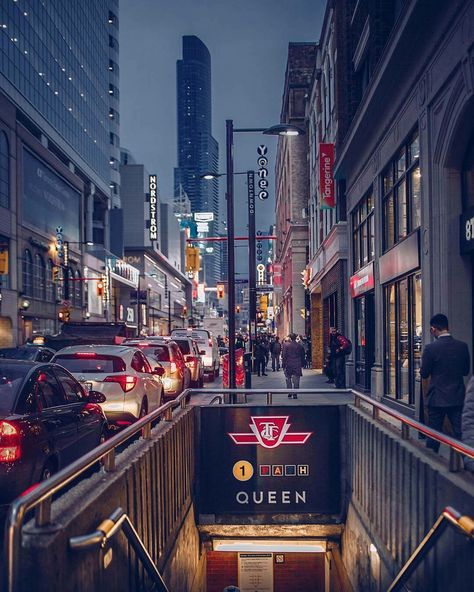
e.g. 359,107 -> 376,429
257,145 -> 269,200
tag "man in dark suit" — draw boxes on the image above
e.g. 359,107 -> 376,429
420,314 -> 470,451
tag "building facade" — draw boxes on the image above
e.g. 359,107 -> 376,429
335,0 -> 474,416
0,1 -> 120,345
306,3 -> 350,370
274,43 -> 316,339
174,35 -> 220,286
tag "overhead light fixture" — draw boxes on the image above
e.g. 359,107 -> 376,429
212,539 -> 326,553
262,124 -> 305,136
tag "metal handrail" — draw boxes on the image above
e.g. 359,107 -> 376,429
69,507 -> 169,592
4,386 -> 474,592
387,506 -> 474,592
3,388 -> 192,592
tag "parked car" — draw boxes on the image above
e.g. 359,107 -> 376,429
171,337 -> 204,388
170,329 -> 220,380
124,339 -> 190,399
0,346 -> 56,362
0,360 -> 107,505
52,345 -> 164,427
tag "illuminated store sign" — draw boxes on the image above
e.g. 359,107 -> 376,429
149,175 -> 158,241
319,143 -> 335,208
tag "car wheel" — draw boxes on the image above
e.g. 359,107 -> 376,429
139,399 -> 148,419
40,461 -> 55,482
199,375 -> 204,388
208,369 -> 215,382
215,365 -> 220,377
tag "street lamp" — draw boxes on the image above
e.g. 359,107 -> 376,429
225,121 -> 305,391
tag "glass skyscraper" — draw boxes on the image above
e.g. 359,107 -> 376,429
174,35 -> 220,286
0,0 -> 119,196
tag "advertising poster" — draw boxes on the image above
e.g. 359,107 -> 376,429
22,148 -> 80,242
199,406 -> 341,516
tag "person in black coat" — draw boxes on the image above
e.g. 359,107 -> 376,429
420,314 -> 470,452
253,338 -> 267,377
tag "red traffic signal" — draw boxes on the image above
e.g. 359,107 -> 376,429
216,283 -> 225,299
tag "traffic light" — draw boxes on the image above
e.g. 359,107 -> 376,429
183,305 -> 188,316
97,280 -> 104,297
52,266 -> 60,283
301,268 -> 310,288
217,283 -> 225,299
300,308 -> 306,319
236,305 -> 240,314
186,246 -> 200,273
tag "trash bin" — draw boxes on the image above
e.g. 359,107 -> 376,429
244,352 -> 252,389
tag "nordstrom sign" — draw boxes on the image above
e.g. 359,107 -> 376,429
149,175 -> 158,241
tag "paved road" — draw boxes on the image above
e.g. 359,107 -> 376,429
191,368 -> 353,406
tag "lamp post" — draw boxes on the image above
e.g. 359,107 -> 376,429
225,122 -> 305,392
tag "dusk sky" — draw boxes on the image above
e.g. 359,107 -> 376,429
120,0 -> 325,235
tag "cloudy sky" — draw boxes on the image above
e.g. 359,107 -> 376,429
119,0 -> 325,235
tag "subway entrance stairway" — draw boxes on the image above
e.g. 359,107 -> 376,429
2,389 -> 474,592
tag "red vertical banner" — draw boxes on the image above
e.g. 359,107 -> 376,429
319,143 -> 335,208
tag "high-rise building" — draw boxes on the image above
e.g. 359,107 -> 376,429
174,35 -> 220,286
0,1 -> 122,343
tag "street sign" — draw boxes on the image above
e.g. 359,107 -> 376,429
256,285 -> 274,292
199,406 -> 341,515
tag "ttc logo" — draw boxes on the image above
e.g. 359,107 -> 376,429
228,416 -> 312,449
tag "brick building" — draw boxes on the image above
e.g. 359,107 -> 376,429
274,42 -> 316,339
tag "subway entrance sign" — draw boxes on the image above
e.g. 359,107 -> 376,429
199,406 -> 341,516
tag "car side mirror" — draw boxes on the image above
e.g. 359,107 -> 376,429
87,390 -> 106,404
153,367 -> 165,377
200,350 -> 206,355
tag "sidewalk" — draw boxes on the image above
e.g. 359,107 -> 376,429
192,368 -> 353,406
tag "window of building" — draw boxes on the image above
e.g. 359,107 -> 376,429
382,130 -> 421,251
33,253 -> 45,300
74,270 -> 82,307
22,249 -> 33,297
46,259 -> 55,303
384,272 -> 422,405
0,131 -> 10,209
352,190 -> 374,271
0,236 -> 10,290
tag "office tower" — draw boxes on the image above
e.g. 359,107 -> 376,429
174,35 -> 220,286
0,1 -> 121,340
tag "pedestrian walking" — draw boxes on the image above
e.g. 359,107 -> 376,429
420,313 -> 470,452
270,336 -> 282,371
282,333 -> 305,398
254,338 -> 267,377
462,376 -> 474,472
329,327 -> 352,388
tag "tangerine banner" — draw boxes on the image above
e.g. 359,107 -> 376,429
319,143 -> 335,208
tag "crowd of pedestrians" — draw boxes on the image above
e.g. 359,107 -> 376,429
229,312 -> 474,473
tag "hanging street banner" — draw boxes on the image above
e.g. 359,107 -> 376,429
199,406 -> 341,516
319,143 -> 335,209
148,174 -> 158,241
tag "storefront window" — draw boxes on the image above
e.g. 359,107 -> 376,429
384,273 -> 422,405
75,270 -> 82,307
46,259 -> 55,303
0,131 -> 9,209
33,254 -> 46,300
382,130 -> 421,252
352,190 -> 374,271
0,236 -> 9,289
22,249 -> 33,297
386,284 -> 396,397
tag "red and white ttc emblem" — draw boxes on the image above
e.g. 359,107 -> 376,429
228,416 -> 312,449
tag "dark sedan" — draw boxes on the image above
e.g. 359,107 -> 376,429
0,346 -> 56,363
0,361 -> 107,506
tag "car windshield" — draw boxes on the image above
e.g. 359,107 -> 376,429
174,340 -> 191,354
0,348 -> 37,361
137,345 -> 170,362
54,355 -> 126,373
0,365 -> 28,413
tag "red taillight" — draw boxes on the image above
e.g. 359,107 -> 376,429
170,362 -> 177,374
75,352 -> 97,358
0,421 -> 21,462
185,356 -> 197,368
104,375 -> 137,392
208,339 -> 212,347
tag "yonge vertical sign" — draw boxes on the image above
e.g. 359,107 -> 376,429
148,175 -> 158,241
